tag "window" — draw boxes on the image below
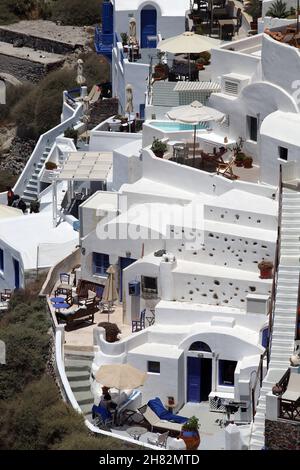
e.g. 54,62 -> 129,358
247,116 -> 257,142
92,252 -> 109,276
189,341 -> 211,352
219,360 -> 237,386
141,276 -> 158,293
147,361 -> 160,373
278,146 -> 288,161
0,248 -> 3,272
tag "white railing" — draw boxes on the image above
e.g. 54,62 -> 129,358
13,100 -> 84,198
54,326 -> 158,449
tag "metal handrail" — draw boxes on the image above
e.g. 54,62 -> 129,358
267,164 -> 283,364
250,166 -> 283,419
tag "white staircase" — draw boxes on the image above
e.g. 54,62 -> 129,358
249,188 -> 300,450
22,145 -> 52,204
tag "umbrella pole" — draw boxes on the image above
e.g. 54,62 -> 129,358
188,53 -> 191,81
193,124 -> 196,167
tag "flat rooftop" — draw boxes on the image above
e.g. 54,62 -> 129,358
0,41 -> 65,64
0,20 -> 90,46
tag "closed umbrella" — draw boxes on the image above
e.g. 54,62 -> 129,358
102,265 -> 118,321
95,363 -> 147,390
76,58 -> 86,86
166,101 -> 225,165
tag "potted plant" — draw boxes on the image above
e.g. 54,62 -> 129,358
64,127 -> 78,146
235,153 -> 245,167
195,57 -> 206,70
244,0 -> 262,30
180,416 -> 200,450
151,138 -> 168,158
98,322 -> 121,343
45,161 -> 57,170
120,32 -> 129,51
243,156 -> 253,168
199,51 -> 211,65
258,260 -> 273,279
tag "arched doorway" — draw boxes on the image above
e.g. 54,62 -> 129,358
187,341 -> 212,403
140,5 -> 157,48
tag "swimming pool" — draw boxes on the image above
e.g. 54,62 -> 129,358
150,121 -> 207,132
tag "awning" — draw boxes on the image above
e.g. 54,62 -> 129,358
56,151 -> 113,181
174,81 -> 221,92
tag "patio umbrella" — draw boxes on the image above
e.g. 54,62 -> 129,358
129,18 -> 137,44
95,363 -> 147,390
102,265 -> 118,321
166,101 -> 225,165
157,31 -> 221,79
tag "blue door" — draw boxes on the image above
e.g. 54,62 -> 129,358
187,357 -> 201,402
141,7 -> 157,48
102,1 -> 114,36
13,258 -> 20,289
119,257 -> 136,301
187,357 -> 212,402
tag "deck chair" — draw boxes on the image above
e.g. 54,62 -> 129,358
138,405 -> 184,434
147,431 -> 169,448
282,372 -> 300,402
92,404 -> 113,429
216,157 -> 238,180
83,85 -> 97,102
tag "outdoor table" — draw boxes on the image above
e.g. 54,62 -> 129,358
127,426 -> 147,440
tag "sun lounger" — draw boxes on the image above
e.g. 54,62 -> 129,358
138,402 -> 187,434
282,372 -> 300,402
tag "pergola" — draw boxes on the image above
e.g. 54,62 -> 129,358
52,151 -> 113,226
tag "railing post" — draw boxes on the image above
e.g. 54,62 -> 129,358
252,388 -> 255,419
260,355 -> 263,388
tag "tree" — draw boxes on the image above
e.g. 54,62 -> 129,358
266,0 -> 289,17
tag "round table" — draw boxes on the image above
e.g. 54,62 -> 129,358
127,426 -> 147,440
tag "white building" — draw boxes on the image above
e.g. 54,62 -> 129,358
208,32 -> 300,186
95,0 -> 190,116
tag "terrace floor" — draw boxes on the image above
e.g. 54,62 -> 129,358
110,402 -> 228,450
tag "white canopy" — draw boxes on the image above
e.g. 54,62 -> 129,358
166,100 -> 225,125
157,31 -> 221,54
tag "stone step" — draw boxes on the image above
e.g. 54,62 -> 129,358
66,370 -> 90,381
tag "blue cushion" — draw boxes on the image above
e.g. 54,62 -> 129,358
147,397 -> 188,423
92,404 -> 112,421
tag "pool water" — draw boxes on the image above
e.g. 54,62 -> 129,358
150,121 -> 207,132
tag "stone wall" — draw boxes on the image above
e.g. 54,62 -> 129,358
265,419 -> 300,450
0,28 -> 82,54
88,98 -> 119,129
0,53 -> 64,83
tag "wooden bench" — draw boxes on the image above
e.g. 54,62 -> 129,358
56,298 -> 99,327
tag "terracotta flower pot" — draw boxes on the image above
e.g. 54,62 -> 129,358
180,431 -> 200,450
235,160 -> 244,167
243,159 -> 253,168
259,267 -> 273,279
154,151 -> 164,158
